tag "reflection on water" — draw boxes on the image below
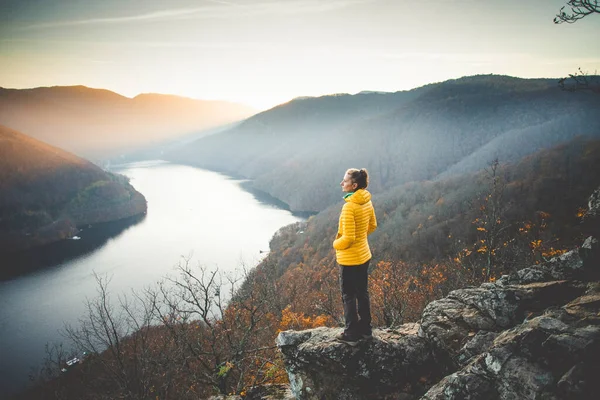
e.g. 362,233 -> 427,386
1,214 -> 146,281
237,180 -> 316,219
0,161 -> 303,397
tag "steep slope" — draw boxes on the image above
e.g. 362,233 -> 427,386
166,75 -> 600,212
0,125 -> 147,254
0,86 -> 257,159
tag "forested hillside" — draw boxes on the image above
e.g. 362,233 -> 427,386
166,75 -> 600,212
0,86 -> 257,159
265,137 -> 600,279
250,136 -> 600,329
0,125 -> 147,256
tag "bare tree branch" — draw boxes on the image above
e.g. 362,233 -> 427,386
554,1 -> 600,24
558,67 -> 600,93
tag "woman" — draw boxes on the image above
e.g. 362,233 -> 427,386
333,168 -> 377,345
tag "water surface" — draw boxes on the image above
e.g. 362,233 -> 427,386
0,160 -> 303,396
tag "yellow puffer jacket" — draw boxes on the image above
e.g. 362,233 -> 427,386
333,189 -> 377,266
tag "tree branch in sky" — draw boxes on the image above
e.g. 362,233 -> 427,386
554,0 -> 600,24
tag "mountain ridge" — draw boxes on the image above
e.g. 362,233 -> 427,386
165,74 -> 600,212
0,85 -> 258,160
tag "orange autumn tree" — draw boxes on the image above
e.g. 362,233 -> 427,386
517,211 -> 569,264
451,159 -> 569,285
278,305 -> 332,332
277,258 -> 341,327
369,261 -> 449,326
454,208 -> 572,286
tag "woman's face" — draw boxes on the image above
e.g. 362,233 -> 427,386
341,173 -> 357,193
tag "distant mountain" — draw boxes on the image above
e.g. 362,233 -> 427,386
0,86 -> 257,160
165,85 -> 431,208
0,125 -> 147,255
165,75 -> 600,212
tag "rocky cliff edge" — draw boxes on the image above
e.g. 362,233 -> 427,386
276,187 -> 600,400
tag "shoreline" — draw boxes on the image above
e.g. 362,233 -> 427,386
0,213 -> 147,281
155,158 -> 318,218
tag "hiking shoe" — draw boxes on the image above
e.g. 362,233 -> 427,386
335,332 -> 361,346
359,326 -> 373,339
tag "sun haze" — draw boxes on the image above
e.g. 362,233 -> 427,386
1,0 -> 599,110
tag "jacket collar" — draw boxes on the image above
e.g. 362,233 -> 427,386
344,189 -> 371,205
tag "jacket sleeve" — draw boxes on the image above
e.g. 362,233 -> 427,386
367,205 -> 377,235
333,204 -> 356,250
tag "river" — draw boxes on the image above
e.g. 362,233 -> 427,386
0,160 -> 303,396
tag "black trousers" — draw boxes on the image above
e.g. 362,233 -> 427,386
339,260 -> 371,337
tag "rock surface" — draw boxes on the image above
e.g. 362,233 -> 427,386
208,384 -> 295,400
277,324 -> 438,399
584,186 -> 600,237
276,188 -> 600,399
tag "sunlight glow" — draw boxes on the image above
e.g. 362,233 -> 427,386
1,0 -> 599,109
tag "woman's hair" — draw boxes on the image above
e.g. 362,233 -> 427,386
346,168 -> 369,190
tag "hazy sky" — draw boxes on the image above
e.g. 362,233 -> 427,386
1,0 -> 599,109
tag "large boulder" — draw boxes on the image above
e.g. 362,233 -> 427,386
419,236 -> 598,370
421,287 -> 600,399
419,237 -> 598,370
276,324 -> 440,400
583,186 -> 600,236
